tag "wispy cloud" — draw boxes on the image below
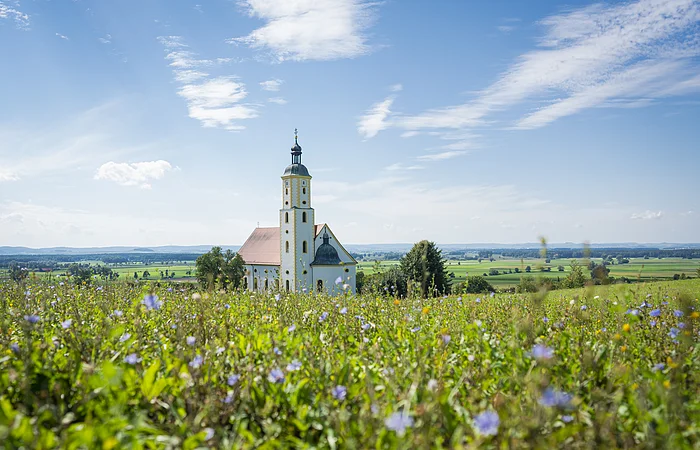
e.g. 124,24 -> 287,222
631,210 -> 663,220
55,32 -> 69,40
0,0 -> 29,29
358,96 -> 394,139
497,25 -> 515,33
416,150 -> 467,161
268,97 -> 287,105
362,0 -> 700,138
95,160 -> 174,189
98,34 -> 112,44
260,78 -> 283,91
158,36 -> 258,131
384,162 -> 423,171
229,0 -> 378,61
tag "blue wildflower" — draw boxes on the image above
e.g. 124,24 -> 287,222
678,322 -> 686,329
669,328 -> 680,339
543,317 -> 549,323
189,355 -> 203,369
340,307 -> 348,315
203,428 -> 214,441
274,294 -> 280,301
61,319 -> 72,329
10,343 -> 19,354
119,333 -> 131,342
411,326 -> 421,333
332,385 -> 347,401
475,298 -> 481,303
273,347 -> 282,355
125,353 -> 141,365
650,320 -> 657,326
24,314 -> 40,324
224,394 -> 234,404
113,310 -> 123,317
441,334 -> 451,344
288,324 -> 296,332
674,310 -> 684,317
286,360 -> 302,371
652,363 -> 665,372
580,305 -> 587,311
186,336 -> 196,346
532,344 -> 554,360
650,309 -> 661,317
319,312 -> 329,322
224,303 -> 231,309
361,323 -> 371,331
142,294 -> 161,310
268,368 -> 285,384
335,276 -> 343,285
473,411 -> 499,436
385,411 -> 414,437
539,388 -> 573,408
562,415 -> 574,423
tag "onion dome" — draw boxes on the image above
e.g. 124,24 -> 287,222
283,128 -> 310,176
312,231 -> 341,265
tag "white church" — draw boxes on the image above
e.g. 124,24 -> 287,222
237,132 -> 357,295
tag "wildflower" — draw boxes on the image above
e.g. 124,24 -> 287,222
411,326 -> 421,333
427,379 -> 439,391
61,319 -> 72,329
668,328 -> 680,339
186,336 -> 196,346
192,293 -> 201,301
569,299 -> 575,305
385,411 -> 414,437
113,310 -> 123,317
335,276 -> 343,285
441,334 -> 451,345
125,353 -> 141,365
475,298 -> 481,303
203,428 -> 214,441
142,294 -> 161,310
224,304 -> 231,309
268,368 -> 285,384
288,324 -> 296,332
663,380 -> 671,389
562,415 -> 574,423
580,305 -> 587,311
652,363 -> 665,372
468,355 -> 475,362
622,324 -> 631,332
371,404 -> 379,414
273,347 -> 282,355
394,299 -> 400,305
627,309 -> 639,316
674,310 -> 684,317
227,374 -> 240,386
690,311 -> 699,319
332,385 -> 347,401
532,344 -> 554,360
223,394 -> 234,404
274,294 -> 280,301
24,315 -> 40,324
340,307 -> 347,315
473,411 -> 499,436
678,322 -> 686,329
10,343 -> 19,354
538,388 -> 573,408
490,292 -> 495,298
422,306 -> 430,314
543,317 -> 549,323
361,323 -> 371,331
650,309 -> 661,317
189,355 -> 203,369
119,333 -> 131,342
286,360 -> 301,371
319,312 -> 329,322
343,283 -> 350,290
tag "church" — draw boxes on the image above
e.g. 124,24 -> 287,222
237,132 -> 357,295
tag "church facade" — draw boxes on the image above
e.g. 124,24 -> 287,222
237,133 -> 357,295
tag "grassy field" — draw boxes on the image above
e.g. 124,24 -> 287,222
358,258 -> 700,288
1,279 -> 699,448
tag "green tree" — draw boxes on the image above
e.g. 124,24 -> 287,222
563,260 -> 586,288
8,263 -> 29,284
221,249 -> 245,290
464,275 -> 495,294
400,240 -> 450,297
67,264 -> 94,285
195,247 -> 246,291
525,266 -> 531,273
134,271 -> 139,280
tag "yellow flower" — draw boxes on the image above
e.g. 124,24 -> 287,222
663,380 -> 671,389
631,383 -> 638,390
614,333 -> 621,340
422,307 -> 430,314
691,312 -> 699,319
620,345 -> 627,352
394,299 -> 400,305
622,324 -> 631,332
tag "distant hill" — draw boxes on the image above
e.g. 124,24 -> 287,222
1,242 -> 698,256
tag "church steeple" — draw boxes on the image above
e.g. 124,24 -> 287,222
291,128 -> 302,164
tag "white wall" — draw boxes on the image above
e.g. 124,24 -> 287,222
245,264 -> 279,292
312,265 -> 356,295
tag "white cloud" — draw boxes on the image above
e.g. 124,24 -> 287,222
357,96 -> 394,139
229,0 -> 377,61
55,32 -> 69,40
95,160 -> 174,189
630,210 -> 663,220
260,78 -> 284,91
0,168 -> 19,181
268,97 -> 287,105
416,151 -> 467,161
158,36 -> 258,131
0,1 -> 29,29
497,25 -> 515,33
98,34 -> 111,44
389,83 -> 403,92
384,163 -> 423,171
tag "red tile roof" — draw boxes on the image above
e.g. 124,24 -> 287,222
237,224 -> 327,266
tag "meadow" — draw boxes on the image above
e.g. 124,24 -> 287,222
1,279 -> 699,448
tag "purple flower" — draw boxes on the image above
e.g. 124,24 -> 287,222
335,276 -> 343,285
650,320 -> 657,327
125,353 -> 141,365
286,360 -> 302,371
441,334 -> 451,345
475,298 -> 481,303
669,328 -> 680,339
273,347 -> 282,355
562,415 -> 574,423
652,363 -> 665,372
532,344 -> 554,360
224,304 -> 231,309
186,336 -> 196,346
411,326 -> 421,333
223,394 -> 234,404
339,307 -> 348,315
319,312 -> 329,322
274,294 -> 280,301
542,317 -> 549,323
10,343 -> 19,354
189,355 -> 203,369
119,333 -> 131,342
674,310 -> 684,317
113,310 -> 123,317
268,368 -> 285,384
385,411 -> 414,436
473,411 -> 499,436
24,315 -> 40,324
539,388 -> 573,408
580,305 -> 587,311
361,323 -> 371,331
142,294 -> 161,310
490,292 -> 495,298
650,309 -> 661,317
61,319 -> 72,329
203,428 -> 214,441
287,324 -> 296,332
332,385 -> 347,401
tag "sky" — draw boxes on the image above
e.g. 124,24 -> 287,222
1,0 -> 699,247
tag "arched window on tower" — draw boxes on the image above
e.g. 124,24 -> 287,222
285,212 -> 289,223
302,212 -> 307,223
302,241 -> 307,253
285,241 -> 290,253
286,279 -> 290,291
303,187 -> 306,195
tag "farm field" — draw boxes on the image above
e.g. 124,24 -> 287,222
358,258 -> 700,288
1,279 -> 699,448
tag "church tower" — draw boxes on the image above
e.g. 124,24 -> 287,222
279,129 -> 315,292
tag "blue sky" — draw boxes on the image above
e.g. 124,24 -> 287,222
1,0 -> 699,247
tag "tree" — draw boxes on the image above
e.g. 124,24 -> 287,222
488,268 -> 500,276
590,262 -> 611,284
514,267 -> 520,273
525,266 -> 531,273
563,260 -> 586,288
557,265 -> 565,272
464,275 -> 495,294
221,249 -> 245,290
143,270 -> 150,279
400,240 -> 450,297
67,264 -> 94,285
134,272 -> 139,280
195,247 -> 245,291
